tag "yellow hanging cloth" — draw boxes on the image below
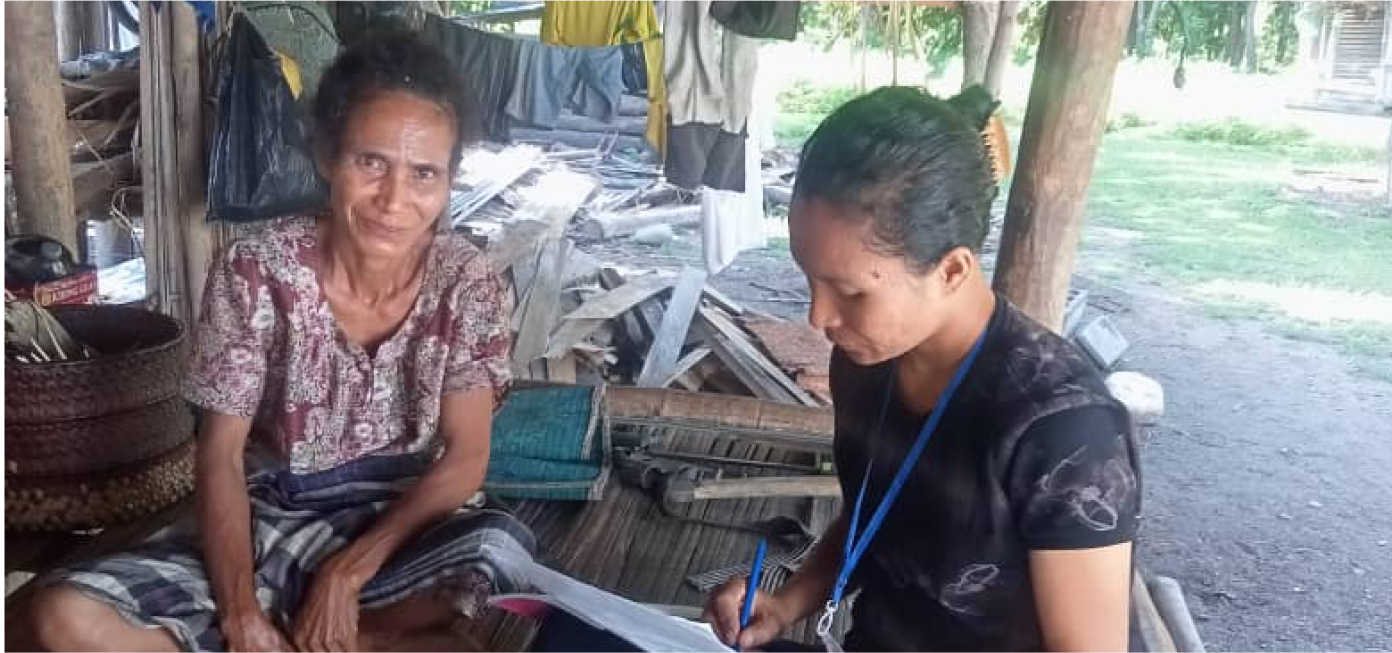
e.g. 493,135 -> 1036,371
541,1 -> 666,156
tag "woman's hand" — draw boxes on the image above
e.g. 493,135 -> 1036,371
221,610 -> 293,652
704,579 -> 794,651
292,555 -> 366,652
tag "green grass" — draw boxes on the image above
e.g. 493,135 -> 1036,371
774,82 -> 859,147
1168,117 -> 1382,163
1088,133 -> 1392,297
1086,130 -> 1392,382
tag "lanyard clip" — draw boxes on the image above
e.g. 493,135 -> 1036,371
815,600 -> 839,638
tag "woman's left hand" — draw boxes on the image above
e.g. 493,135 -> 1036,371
293,555 -> 367,652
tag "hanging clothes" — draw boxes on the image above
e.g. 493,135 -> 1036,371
540,1 -> 667,155
507,40 -> 625,129
710,1 -> 802,41
540,0 -> 660,46
424,14 -> 521,143
663,0 -> 759,193
700,69 -> 766,275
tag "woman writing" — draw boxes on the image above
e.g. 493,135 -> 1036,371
705,86 -> 1142,652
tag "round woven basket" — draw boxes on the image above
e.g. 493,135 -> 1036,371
5,398 -> 195,477
5,305 -> 188,423
5,439 -> 196,532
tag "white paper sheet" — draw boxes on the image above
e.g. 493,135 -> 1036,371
483,544 -> 734,652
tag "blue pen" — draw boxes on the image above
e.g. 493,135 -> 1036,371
736,539 -> 768,652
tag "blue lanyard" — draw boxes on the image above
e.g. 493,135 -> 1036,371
829,329 -> 988,608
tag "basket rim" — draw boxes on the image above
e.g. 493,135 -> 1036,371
5,306 -> 187,369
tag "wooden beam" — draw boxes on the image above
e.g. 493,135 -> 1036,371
1132,571 -> 1179,653
661,346 -> 712,388
698,306 -> 820,406
172,2 -> 214,321
992,1 -> 1134,331
563,274 -> 675,321
605,386 -> 835,452
512,238 -> 570,362
580,205 -> 701,241
5,1 -> 79,253
636,267 -> 707,387
666,476 -> 842,503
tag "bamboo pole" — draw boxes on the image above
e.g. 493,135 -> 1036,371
4,2 -> 80,254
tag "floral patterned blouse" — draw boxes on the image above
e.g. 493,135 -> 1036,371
183,217 -> 512,474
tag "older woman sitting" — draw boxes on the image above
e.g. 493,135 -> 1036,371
31,34 -> 535,652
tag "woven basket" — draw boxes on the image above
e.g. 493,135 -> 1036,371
5,305 -> 188,423
5,439 -> 196,532
5,398 -> 195,477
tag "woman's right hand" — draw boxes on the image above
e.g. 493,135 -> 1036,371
221,611 -> 293,652
704,579 -> 793,650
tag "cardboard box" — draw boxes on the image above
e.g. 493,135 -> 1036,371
8,269 -> 99,306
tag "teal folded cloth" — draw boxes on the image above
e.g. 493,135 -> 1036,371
485,385 -> 610,501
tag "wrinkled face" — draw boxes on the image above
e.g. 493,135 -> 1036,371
790,197 -> 959,366
321,91 -> 456,260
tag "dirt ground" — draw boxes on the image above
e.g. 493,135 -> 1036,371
580,213 -> 1392,651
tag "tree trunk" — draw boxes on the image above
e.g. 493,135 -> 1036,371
1244,1 -> 1263,74
1228,2 -> 1248,69
984,1 -> 1020,97
4,1 -> 79,254
993,1 -> 1136,331
962,1 -> 1000,90
1142,0 -> 1162,58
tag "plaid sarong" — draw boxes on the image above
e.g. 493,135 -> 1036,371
41,454 -> 537,651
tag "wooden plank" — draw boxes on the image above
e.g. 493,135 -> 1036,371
546,354 -> 577,384
580,205 -> 701,240
605,387 -> 835,452
701,285 -> 745,316
702,323 -> 798,403
487,220 -> 548,274
512,238 -> 570,362
635,267 -> 707,388
667,476 -> 841,503
599,268 -> 651,351
1133,571 -> 1179,653
699,306 -> 820,406
1148,575 -> 1204,653
662,346 -> 712,389
564,273 -> 675,321
543,318 -> 607,360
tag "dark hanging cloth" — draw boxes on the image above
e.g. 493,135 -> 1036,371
709,1 -> 802,41
423,14 -> 521,143
664,124 -> 746,193
506,39 -> 624,129
620,42 -> 648,95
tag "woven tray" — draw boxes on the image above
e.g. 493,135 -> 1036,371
5,398 -> 195,477
6,305 -> 188,423
5,439 -> 195,532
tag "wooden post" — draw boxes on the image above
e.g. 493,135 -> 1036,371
139,2 -> 194,323
4,1 -> 79,253
984,1 -> 1021,97
172,3 -> 215,318
962,1 -> 1000,90
992,1 -> 1134,331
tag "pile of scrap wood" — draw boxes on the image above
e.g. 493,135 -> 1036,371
495,244 -> 831,407
449,142 -> 833,407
